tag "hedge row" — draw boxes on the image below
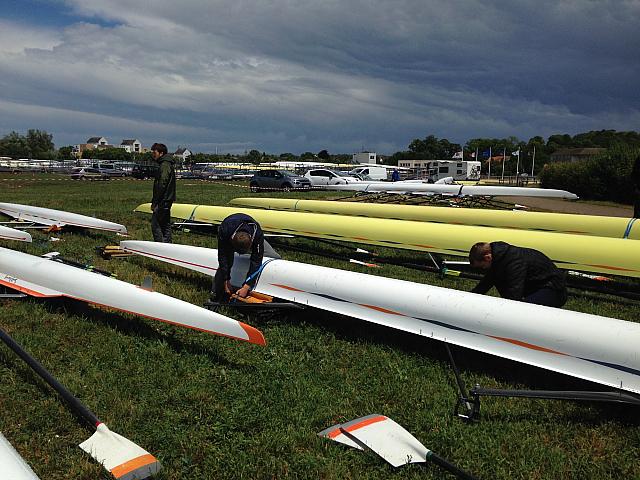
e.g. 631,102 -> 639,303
539,146 -> 639,203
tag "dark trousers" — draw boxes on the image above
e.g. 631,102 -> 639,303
524,288 -> 566,308
211,268 -> 229,302
634,189 -> 640,218
151,207 -> 172,243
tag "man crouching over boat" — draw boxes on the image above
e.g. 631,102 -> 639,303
469,241 -> 567,308
211,213 -> 264,302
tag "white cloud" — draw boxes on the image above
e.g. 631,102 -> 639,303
0,0 -> 637,153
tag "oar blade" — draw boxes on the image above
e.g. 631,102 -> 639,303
79,424 -> 161,480
320,414 -> 428,467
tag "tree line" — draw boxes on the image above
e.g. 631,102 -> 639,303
2,129 -> 639,173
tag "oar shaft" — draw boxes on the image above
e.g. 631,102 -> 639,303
0,328 -> 100,429
427,451 -> 479,480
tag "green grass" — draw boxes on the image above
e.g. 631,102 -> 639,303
1,173 -> 639,479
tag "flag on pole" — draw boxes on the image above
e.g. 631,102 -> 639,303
481,150 -> 491,158
512,149 -> 520,156
452,151 -> 463,159
470,151 -> 476,158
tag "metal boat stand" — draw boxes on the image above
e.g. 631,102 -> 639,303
444,343 -> 640,422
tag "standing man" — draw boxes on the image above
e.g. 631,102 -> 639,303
212,213 -> 265,302
150,143 -> 176,243
469,241 -> 567,308
391,169 -> 400,182
633,154 -> 640,218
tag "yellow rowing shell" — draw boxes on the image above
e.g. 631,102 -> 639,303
135,203 -> 640,278
229,197 -> 640,240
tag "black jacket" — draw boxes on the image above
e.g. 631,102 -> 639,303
472,241 -> 567,302
151,154 -> 176,210
217,213 -> 264,286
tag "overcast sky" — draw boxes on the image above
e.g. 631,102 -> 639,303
0,0 -> 638,154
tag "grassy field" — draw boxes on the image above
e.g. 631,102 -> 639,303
1,173 -> 639,479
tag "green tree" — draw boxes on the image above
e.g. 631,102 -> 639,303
57,146 -> 74,160
26,129 -> 54,159
0,131 -> 30,159
300,151 -> 315,160
317,149 -> 330,160
247,149 -> 262,164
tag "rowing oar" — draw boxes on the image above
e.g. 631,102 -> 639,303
319,414 -> 478,479
0,328 -> 161,479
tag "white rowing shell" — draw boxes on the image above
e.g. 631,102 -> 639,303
324,183 -> 578,199
0,225 -> 31,242
0,202 -> 127,234
0,431 -> 40,480
120,240 -> 640,394
0,247 -> 264,345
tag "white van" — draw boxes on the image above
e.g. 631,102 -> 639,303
349,166 -> 388,181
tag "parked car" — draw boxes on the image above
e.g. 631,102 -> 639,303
70,167 -> 110,181
93,164 -> 128,177
249,170 -> 312,192
131,164 -> 159,180
349,166 -> 388,181
304,168 -> 361,186
199,166 -> 234,181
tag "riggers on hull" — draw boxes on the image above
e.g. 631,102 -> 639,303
229,197 -> 640,240
135,203 -> 640,278
0,247 -> 265,345
121,240 -> 640,395
0,202 -> 127,234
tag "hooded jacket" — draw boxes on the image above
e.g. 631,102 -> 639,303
151,154 -> 176,210
472,241 -> 567,302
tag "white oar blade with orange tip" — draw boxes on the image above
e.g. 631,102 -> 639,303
319,414 -> 428,466
80,424 -> 160,480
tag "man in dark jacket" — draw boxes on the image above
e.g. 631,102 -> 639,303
212,213 -> 264,301
150,143 -> 176,243
469,241 -> 567,308
633,154 -> 640,218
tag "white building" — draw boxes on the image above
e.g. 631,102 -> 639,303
352,152 -> 377,164
119,139 -> 142,153
174,147 -> 192,162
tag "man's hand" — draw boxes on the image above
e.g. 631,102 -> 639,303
224,280 -> 233,295
235,284 -> 251,298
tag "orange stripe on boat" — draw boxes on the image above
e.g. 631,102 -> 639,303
0,278 -> 59,297
489,336 -> 567,355
328,415 -> 388,438
111,454 -> 158,478
358,304 -> 403,316
272,283 -> 305,292
588,264 -> 636,272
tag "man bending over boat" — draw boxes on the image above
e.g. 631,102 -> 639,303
212,213 -> 264,301
469,241 -> 567,308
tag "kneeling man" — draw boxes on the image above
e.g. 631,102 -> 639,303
469,241 -> 567,308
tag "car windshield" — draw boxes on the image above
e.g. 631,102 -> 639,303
335,171 -> 350,177
281,171 -> 297,177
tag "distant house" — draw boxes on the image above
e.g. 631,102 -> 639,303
119,139 -> 142,153
73,136 -> 111,158
174,147 -> 192,162
550,148 -> 606,163
352,151 -> 377,164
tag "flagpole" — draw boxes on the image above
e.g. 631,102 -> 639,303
531,145 -> 536,177
516,149 -> 520,177
487,146 -> 491,179
501,147 -> 505,182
